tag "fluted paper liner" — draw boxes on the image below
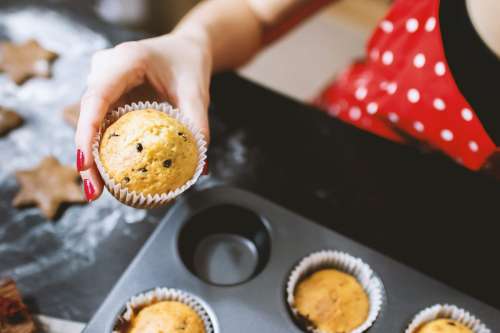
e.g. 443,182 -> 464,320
92,101 -> 207,208
405,304 -> 491,333
286,250 -> 384,333
112,287 -> 216,333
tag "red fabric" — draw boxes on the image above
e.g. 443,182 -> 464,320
315,0 -> 496,170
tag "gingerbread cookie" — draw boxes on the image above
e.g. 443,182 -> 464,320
0,278 -> 36,333
0,107 -> 23,136
0,39 -> 58,85
63,102 -> 80,128
13,156 -> 86,219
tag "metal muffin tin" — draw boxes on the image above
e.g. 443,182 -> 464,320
83,186 -> 500,332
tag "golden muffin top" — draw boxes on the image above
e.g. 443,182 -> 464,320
99,109 -> 199,195
416,319 -> 473,333
127,301 -> 205,333
293,269 -> 369,333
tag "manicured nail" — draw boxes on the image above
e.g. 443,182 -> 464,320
202,160 -> 209,175
83,179 -> 95,202
76,149 -> 84,172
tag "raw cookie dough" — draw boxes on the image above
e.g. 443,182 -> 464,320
0,106 -> 23,136
13,156 -> 86,219
0,39 -> 58,84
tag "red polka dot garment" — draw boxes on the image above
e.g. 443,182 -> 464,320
315,0 -> 496,171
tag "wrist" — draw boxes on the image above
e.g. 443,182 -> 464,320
173,23 -> 213,59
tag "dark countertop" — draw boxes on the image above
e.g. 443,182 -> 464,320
0,0 -> 499,323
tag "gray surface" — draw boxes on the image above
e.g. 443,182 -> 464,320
84,187 -> 500,332
193,234 -> 259,286
0,1 -> 160,321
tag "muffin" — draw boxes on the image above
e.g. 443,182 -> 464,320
127,301 -> 205,333
415,319 -> 473,333
406,304 -> 490,333
293,269 -> 369,333
287,251 -> 383,333
99,108 -> 199,196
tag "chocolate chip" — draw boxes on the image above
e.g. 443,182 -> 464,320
108,132 -> 119,139
136,143 -> 143,152
178,132 -> 188,141
138,167 -> 147,173
163,159 -> 172,168
123,177 -> 130,183
447,322 -> 456,326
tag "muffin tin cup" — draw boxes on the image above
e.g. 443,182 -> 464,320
286,250 -> 384,333
112,287 -> 216,333
92,101 -> 207,208
405,304 -> 491,333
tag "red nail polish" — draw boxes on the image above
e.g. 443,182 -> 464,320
202,160 -> 209,175
76,149 -> 84,172
83,179 -> 95,202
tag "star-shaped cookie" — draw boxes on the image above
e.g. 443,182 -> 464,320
63,102 -> 80,128
0,278 -> 36,333
13,156 -> 86,219
0,106 -> 23,136
0,39 -> 58,85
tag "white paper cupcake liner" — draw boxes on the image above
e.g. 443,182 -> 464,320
92,101 -> 207,208
286,250 -> 384,333
112,287 -> 217,333
405,304 -> 491,333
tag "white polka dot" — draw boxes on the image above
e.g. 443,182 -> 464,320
370,49 -> 380,61
441,129 -> 454,141
461,108 -> 473,121
355,86 -> 368,100
406,18 -> 419,33
388,112 -> 399,123
382,51 -> 394,65
433,98 -> 446,111
469,140 -> 479,152
425,17 -> 436,32
380,20 -> 394,33
413,121 -> 424,132
434,62 -> 446,76
349,107 -> 361,121
413,53 -> 426,68
366,102 -> 378,115
407,88 -> 420,103
387,82 -> 398,95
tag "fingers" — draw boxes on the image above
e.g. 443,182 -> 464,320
175,78 -> 211,145
80,165 -> 104,202
75,42 -> 148,172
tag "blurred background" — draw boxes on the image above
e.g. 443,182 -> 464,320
93,0 -> 391,100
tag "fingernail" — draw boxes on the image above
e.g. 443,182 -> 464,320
83,179 -> 95,202
202,160 -> 209,175
76,149 -> 84,172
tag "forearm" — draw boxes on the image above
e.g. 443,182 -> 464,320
174,0 -> 264,72
466,0 -> 500,57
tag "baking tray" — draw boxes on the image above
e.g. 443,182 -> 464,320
83,186 -> 500,332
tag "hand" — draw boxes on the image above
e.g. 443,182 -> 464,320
75,31 -> 212,201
